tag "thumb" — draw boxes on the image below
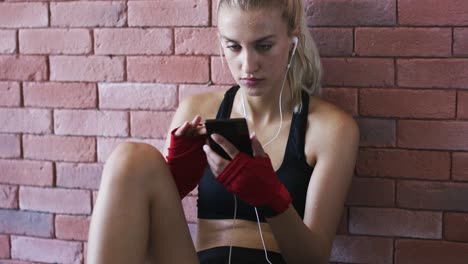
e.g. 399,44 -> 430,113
250,133 -> 266,157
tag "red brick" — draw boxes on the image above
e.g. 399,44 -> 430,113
50,56 -> 124,82
23,135 -> 96,162
99,83 -> 177,110
357,149 -> 450,180
179,84 -> 230,102
175,27 -> 219,55
54,110 -> 129,137
459,91 -> 468,119
182,196 -> 197,223
24,82 -> 96,109
188,223 -> 196,242
454,28 -> 468,56
20,29 -> 92,55
0,234 -> 9,258
55,215 -> 90,241
0,185 -> 17,209
95,28 -> 172,55
337,208 -> 348,234
92,191 -> 98,208
360,89 -> 455,118
350,208 -> 442,239
97,138 -> 165,163
356,27 -> 451,57
0,30 -> 16,53
357,118 -> 396,147
453,152 -> 468,182
51,1 -> 126,27
11,236 -> 82,264
322,58 -> 394,87
398,59 -> 468,88
330,235 -> 393,264
0,260 -> 43,264
306,0 -> 396,26
0,134 -> 20,158
395,239 -> 468,264
444,213 -> 468,242
20,186 -> 91,215
399,0 -> 468,26
0,159 -> 53,186
0,209 -> 53,237
0,82 -> 20,107
128,56 -> 209,83
128,0 -> 209,27
346,177 -> 394,207
212,0 -> 219,26
0,3 -> 48,28
397,180 -> 468,211
131,111 -> 175,139
320,88 -> 358,116
309,28 -> 353,57
0,108 -> 51,134
211,56 -> 236,85
84,242 -> 88,264
398,120 -> 468,150
0,56 -> 47,81
56,162 -> 103,191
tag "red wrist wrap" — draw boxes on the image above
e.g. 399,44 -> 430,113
216,152 -> 291,217
166,128 -> 207,199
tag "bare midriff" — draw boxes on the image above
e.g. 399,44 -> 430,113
195,218 -> 281,253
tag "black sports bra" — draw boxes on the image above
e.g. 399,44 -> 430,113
197,86 -> 314,222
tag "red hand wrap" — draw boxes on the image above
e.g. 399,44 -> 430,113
166,128 -> 207,199
216,152 -> 291,217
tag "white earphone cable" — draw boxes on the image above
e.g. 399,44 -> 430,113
228,195 -> 237,264
228,38 -> 296,264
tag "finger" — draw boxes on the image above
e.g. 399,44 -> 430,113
174,121 -> 189,137
203,144 -> 228,177
184,116 -> 200,136
191,115 -> 202,127
196,125 -> 207,136
250,133 -> 266,157
211,133 -> 239,159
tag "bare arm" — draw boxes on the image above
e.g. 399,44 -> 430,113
163,93 -> 220,157
268,111 -> 359,263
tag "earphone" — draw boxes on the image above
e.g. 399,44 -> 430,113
228,35 -> 300,264
287,36 -> 299,69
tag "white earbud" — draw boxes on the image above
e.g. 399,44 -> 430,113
292,36 -> 298,55
287,36 -> 299,69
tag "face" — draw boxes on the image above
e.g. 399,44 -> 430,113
217,6 -> 293,96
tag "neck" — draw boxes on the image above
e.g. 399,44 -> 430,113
237,84 -> 293,126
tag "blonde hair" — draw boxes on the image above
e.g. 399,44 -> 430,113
217,0 -> 322,111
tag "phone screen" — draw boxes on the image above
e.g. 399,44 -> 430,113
205,118 -> 253,160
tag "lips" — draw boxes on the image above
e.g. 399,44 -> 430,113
241,78 -> 264,87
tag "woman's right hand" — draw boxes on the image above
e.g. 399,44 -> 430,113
167,115 -> 208,199
173,115 -> 207,138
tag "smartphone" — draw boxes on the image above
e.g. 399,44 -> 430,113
204,118 -> 253,160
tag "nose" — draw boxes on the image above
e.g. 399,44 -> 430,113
240,48 -> 259,74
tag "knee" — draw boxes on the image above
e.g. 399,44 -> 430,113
101,142 -> 167,187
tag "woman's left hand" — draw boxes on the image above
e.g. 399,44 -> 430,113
203,132 -> 265,177
203,133 -> 291,217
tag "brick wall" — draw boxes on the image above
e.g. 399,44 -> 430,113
0,0 -> 467,263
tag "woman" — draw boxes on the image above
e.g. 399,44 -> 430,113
87,0 -> 359,263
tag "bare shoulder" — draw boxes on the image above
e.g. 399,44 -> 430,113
169,89 -> 226,130
306,95 -> 359,157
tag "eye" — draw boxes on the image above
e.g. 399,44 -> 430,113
256,43 -> 273,51
226,44 -> 241,51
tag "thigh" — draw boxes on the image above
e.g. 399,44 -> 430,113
146,147 -> 198,263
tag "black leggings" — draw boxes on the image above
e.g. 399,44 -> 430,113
197,246 -> 287,264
